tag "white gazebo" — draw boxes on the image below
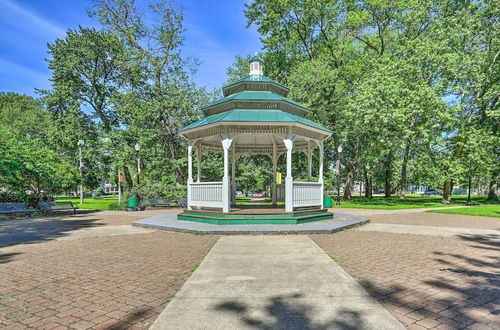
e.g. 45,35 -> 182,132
179,56 -> 332,215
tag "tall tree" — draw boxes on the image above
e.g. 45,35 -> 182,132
91,0 -> 207,186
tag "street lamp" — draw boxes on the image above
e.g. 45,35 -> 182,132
135,143 -> 141,185
336,145 -> 342,206
77,140 -> 85,204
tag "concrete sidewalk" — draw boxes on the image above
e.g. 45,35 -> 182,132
357,223 -> 500,239
151,236 -> 403,329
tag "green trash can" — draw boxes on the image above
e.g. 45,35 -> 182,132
323,196 -> 333,208
127,197 -> 138,208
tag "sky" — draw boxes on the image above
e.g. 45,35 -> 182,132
0,0 -> 263,97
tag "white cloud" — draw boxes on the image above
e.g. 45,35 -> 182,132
1,0 -> 66,37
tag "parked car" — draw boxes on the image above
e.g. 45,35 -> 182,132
246,191 -> 253,197
235,191 -> 243,196
423,188 -> 441,195
252,192 -> 264,198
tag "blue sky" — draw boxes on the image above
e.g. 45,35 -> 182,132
0,0 -> 262,96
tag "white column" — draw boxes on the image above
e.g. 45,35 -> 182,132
272,143 -> 277,206
221,137 -> 233,212
231,144 -> 236,205
187,143 -> 193,210
284,137 -> 294,212
318,141 -> 324,208
307,142 -> 313,181
196,144 -> 201,183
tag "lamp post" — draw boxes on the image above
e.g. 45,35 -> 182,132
77,140 -> 84,204
135,143 -> 141,185
336,145 -> 342,206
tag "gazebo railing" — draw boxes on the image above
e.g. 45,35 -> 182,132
292,182 -> 323,208
189,181 -> 223,208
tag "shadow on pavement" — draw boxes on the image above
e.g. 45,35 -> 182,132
0,252 -> 23,264
0,216 -> 105,247
213,293 -> 364,330
359,234 -> 499,328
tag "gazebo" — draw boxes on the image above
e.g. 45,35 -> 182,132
177,56 -> 333,224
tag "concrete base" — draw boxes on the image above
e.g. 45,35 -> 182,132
133,212 -> 368,235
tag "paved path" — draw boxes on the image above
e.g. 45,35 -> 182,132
330,206 -> 467,216
357,223 -> 500,239
151,236 -> 404,330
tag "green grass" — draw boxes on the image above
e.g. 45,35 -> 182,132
427,205 -> 500,218
55,196 -> 120,210
328,194 -> 499,210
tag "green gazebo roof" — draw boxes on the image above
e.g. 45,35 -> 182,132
180,109 -> 331,133
180,67 -> 332,136
202,90 -> 309,114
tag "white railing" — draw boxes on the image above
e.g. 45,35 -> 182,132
276,184 -> 285,202
189,181 -> 223,208
293,182 -> 323,208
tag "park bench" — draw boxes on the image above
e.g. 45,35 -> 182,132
141,198 -> 158,207
155,198 -> 171,207
140,198 -> 172,208
38,201 -> 79,215
177,197 -> 187,208
0,203 -> 37,217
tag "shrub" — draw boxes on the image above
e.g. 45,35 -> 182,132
127,182 -> 187,203
92,187 -> 104,199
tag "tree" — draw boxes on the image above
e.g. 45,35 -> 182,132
43,27 -> 129,131
91,0 -> 208,186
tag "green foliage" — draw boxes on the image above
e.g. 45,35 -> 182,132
92,187 -> 104,199
243,0 -> 499,201
127,182 -> 187,203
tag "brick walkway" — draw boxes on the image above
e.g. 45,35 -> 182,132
0,231 -> 217,329
312,230 -> 500,329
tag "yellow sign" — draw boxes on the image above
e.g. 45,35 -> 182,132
276,172 -> 282,184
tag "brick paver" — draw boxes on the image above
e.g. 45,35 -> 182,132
0,231 -> 217,329
312,231 -> 499,329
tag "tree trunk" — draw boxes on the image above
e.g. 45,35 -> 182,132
442,178 -> 452,203
123,165 -> 134,190
487,169 -> 499,201
384,155 -> 392,198
399,144 -> 410,199
364,170 -> 373,198
343,166 -> 355,201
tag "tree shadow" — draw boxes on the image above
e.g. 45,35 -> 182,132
0,216 -> 105,246
357,234 -> 499,328
0,252 -> 23,264
213,293 -> 365,330
105,306 -> 153,329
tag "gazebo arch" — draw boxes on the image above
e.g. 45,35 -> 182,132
179,56 -> 332,215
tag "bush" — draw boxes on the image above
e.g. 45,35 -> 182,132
92,187 -> 104,199
0,191 -> 53,208
127,182 -> 187,203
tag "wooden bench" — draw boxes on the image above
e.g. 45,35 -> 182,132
38,201 -> 79,214
0,203 -> 37,217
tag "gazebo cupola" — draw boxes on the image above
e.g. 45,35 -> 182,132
178,57 -> 332,217
249,54 -> 264,76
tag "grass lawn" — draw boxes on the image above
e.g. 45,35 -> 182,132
328,194 -> 499,210
427,205 -> 500,218
55,196 -> 120,210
